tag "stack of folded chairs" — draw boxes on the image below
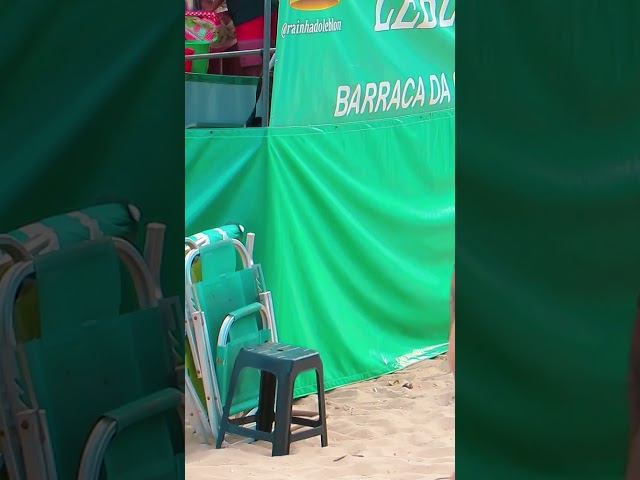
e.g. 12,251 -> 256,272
184,224 -> 279,445
0,202 -> 184,479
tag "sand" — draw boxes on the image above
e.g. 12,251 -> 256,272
185,356 -> 455,480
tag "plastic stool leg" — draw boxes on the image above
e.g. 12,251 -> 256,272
272,376 -> 294,456
256,371 -> 276,433
216,361 -> 245,449
316,365 -> 328,447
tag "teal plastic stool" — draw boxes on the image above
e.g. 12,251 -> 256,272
216,343 -> 328,456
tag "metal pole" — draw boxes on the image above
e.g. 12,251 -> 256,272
185,48 -> 275,61
143,222 -> 165,297
261,0 -> 272,126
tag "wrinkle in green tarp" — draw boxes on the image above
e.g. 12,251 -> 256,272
186,112 -> 455,395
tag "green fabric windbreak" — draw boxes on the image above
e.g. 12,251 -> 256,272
455,2 -> 640,479
271,0 -> 455,126
185,128 -> 268,233
186,111 -> 454,394
1,1 -> 184,477
1,1 -> 185,303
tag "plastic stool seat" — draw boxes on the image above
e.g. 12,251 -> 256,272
215,342 -> 328,456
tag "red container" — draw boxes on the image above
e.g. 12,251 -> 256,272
185,47 -> 195,72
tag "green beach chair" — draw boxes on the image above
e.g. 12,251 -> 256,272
184,225 -> 249,445
0,202 -> 149,478
0,202 -> 140,274
184,227 -> 278,445
184,224 -> 249,377
0,236 -> 183,479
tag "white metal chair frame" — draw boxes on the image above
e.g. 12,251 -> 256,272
184,230 -> 279,445
0,227 -> 183,480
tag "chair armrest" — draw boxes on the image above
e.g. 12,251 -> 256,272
105,387 -> 181,430
228,302 -> 262,320
217,302 -> 269,347
77,388 -> 182,480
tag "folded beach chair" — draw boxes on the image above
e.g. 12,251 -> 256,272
184,225 -> 247,443
0,235 -> 184,479
184,226 -> 278,444
0,202 -> 140,271
0,202 -> 150,478
0,202 -> 144,342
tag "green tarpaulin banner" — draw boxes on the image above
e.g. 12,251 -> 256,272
186,111 -> 455,394
270,0 -> 455,126
456,3 -> 640,479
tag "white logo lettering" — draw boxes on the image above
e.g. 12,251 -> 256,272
375,0 -> 455,31
333,75 -> 449,118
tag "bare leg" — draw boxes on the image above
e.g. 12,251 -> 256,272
626,428 -> 640,480
449,267 -> 455,480
449,266 -> 455,374
627,297 -> 640,479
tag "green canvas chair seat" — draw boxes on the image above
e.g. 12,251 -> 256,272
0,202 -> 142,343
196,267 -> 271,415
184,223 -> 246,403
0,238 -> 183,479
194,239 -> 271,414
